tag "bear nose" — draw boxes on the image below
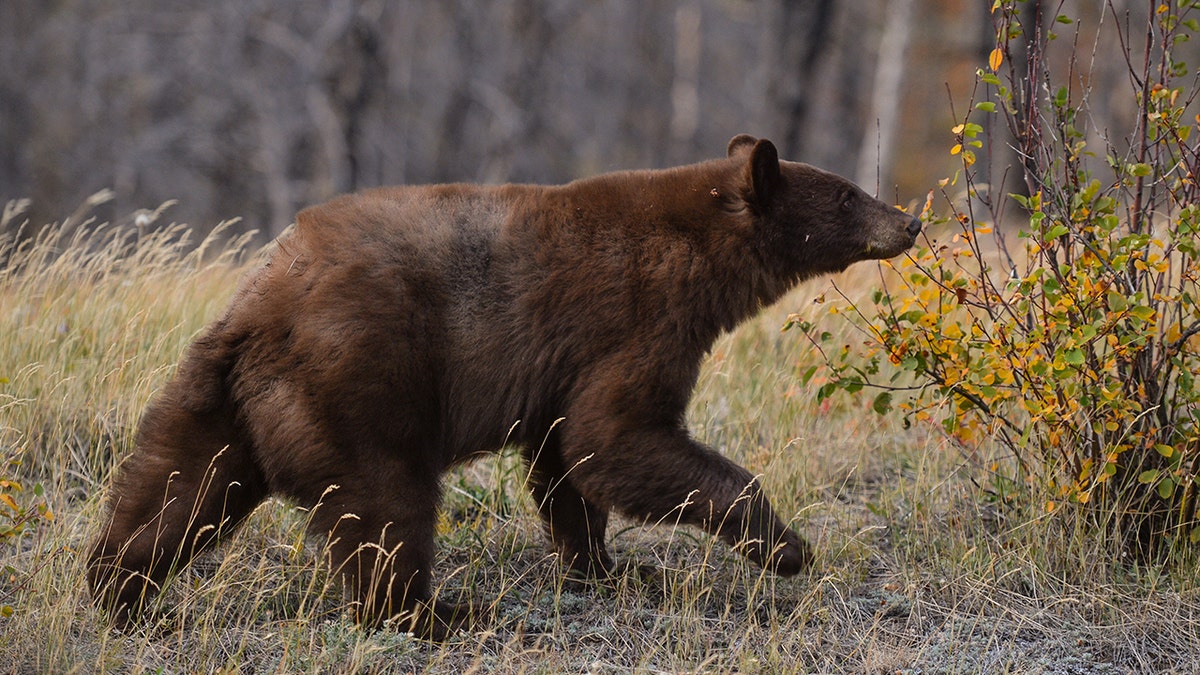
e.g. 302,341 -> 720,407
906,216 -> 922,238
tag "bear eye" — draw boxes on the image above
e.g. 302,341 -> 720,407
840,191 -> 854,212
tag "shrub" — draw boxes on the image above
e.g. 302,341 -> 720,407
0,458 -> 53,618
797,0 -> 1200,560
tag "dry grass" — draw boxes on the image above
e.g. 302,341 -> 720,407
1,205 -> 1198,673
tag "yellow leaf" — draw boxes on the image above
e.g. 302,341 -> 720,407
0,494 -> 17,512
989,48 -> 1003,72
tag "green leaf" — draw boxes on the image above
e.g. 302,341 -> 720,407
1154,444 -> 1175,459
1129,305 -> 1156,321
1045,224 -> 1070,241
1064,349 -> 1085,366
1138,469 -> 1160,484
872,392 -> 893,415
1158,475 -> 1176,500
975,101 -> 997,113
800,365 -> 819,386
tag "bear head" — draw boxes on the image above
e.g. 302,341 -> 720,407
727,133 -> 922,278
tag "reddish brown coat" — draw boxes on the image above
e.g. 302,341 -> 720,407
88,135 -> 920,639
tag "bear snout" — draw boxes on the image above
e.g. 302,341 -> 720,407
906,215 -> 923,239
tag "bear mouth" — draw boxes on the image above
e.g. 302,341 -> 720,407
863,236 -> 915,260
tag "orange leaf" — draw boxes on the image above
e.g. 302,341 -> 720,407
989,48 -> 1003,72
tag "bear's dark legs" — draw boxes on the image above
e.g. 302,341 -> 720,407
306,469 -> 469,641
564,426 -> 811,576
87,401 -> 266,627
522,441 -> 613,577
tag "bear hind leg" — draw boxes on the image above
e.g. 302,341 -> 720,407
87,403 -> 266,627
308,469 -> 471,641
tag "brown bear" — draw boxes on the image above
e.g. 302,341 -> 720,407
87,134 -> 920,640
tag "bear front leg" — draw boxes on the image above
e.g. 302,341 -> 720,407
522,441 -> 613,578
307,476 -> 472,641
562,423 -> 812,576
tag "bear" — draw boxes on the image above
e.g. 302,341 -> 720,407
87,134 -> 921,640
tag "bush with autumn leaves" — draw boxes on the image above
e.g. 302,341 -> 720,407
798,0 -> 1200,560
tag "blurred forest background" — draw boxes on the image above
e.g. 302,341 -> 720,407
0,0 -> 1157,241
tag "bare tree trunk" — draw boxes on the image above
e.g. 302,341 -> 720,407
669,3 -> 702,161
762,0 -> 835,160
855,0 -> 915,194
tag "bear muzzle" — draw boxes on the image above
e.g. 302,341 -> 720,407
862,215 -> 921,260
906,215 -> 922,239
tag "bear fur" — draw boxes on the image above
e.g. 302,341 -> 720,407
88,134 -> 921,639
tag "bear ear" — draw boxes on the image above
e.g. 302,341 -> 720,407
727,134 -> 759,158
745,138 -> 781,206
